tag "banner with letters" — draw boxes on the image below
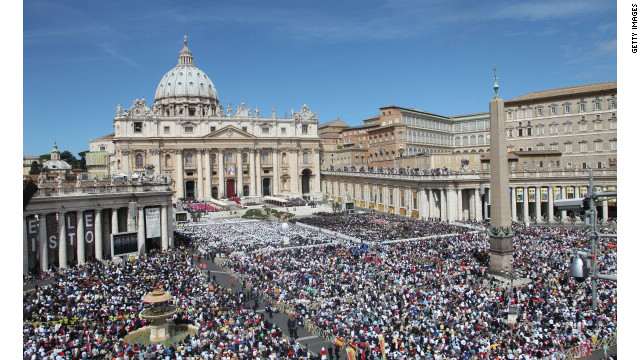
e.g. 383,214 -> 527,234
541,188 -> 548,202
516,188 -> 523,203
528,188 -> 536,202
579,186 -> 588,198
83,210 -> 95,259
607,186 -> 616,205
566,187 -> 575,199
45,213 -> 59,266
554,187 -> 561,200
26,215 -> 39,271
65,212 -> 77,263
145,207 -> 161,239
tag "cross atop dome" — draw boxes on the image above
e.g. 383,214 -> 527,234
178,36 -> 193,66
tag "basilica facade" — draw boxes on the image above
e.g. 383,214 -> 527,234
103,39 -> 322,201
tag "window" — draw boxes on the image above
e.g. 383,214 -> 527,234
536,108 -> 543,117
262,152 -> 269,164
210,126 -> 216,132
135,154 -> 143,168
185,126 -> 194,133
565,143 -> 572,153
597,162 -> 603,169
610,139 -> 617,150
185,153 -> 194,167
608,99 -> 617,109
595,140 -> 603,151
211,154 -> 216,164
537,143 -> 545,150
517,110 -> 524,119
165,154 -> 171,167
225,152 -> 233,163
164,126 -> 171,134
281,127 -> 286,135
609,120 -> 617,129
262,127 -> 269,134
526,108 -> 532,118
527,127 -> 532,136
536,126 -> 544,135
550,142 -> 558,150
242,127 -> 248,132
242,153 -> 248,163
579,103 -> 586,112
99,145 -> 106,151
134,122 -> 143,133
564,105 -> 571,114
580,142 -> 588,152
583,163 -> 588,169
564,122 -> 572,133
302,125 -> 309,134
594,102 -> 601,111
550,106 -> 557,115
303,153 -> 310,164
507,112 -> 513,120
594,121 -> 602,130
579,122 -> 587,131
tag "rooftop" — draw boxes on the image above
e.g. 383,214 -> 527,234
506,82 -> 617,103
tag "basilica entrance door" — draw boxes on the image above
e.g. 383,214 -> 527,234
262,178 -> 271,196
226,179 -> 236,198
185,181 -> 195,199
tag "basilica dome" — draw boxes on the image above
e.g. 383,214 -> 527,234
154,39 -> 218,103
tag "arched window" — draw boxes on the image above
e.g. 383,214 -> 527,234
135,154 -> 144,168
185,153 -> 194,167
165,154 -> 172,167
470,135 -> 476,145
211,154 -> 216,164
478,135 -> 484,144
225,152 -> 233,163
242,153 -> 248,163
462,136 -> 469,146
282,152 -> 287,165
455,137 -> 461,146
303,152 -> 310,164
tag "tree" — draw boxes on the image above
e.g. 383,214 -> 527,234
28,161 -> 40,175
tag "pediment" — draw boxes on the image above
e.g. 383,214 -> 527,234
204,125 -> 256,139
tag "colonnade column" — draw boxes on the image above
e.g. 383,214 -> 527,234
218,149 -> 225,198
205,150 -> 212,199
111,208 -> 119,234
255,150 -> 262,196
475,188 -> 482,221
175,150 -> 184,200
447,188 -> 456,222
161,205 -> 169,250
137,207 -> 145,254
523,187 -> 529,223
440,189 -> 447,222
236,149 -> 243,197
535,186 -> 542,223
511,187 -> 517,222
272,148 -> 280,194
457,188 -> 463,221
602,200 -> 609,221
547,187 -> 555,223
249,149 -> 256,196
23,216 -> 29,274
428,189 -> 435,220
38,214 -> 48,272
95,209 -> 103,260
196,150 -> 204,199
77,211 -> 85,265
560,186 -> 568,221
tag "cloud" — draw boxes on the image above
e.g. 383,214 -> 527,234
99,42 -> 139,68
492,0 -> 609,21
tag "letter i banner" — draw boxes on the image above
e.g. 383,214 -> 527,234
378,335 -> 387,360
345,347 -> 357,360
46,213 -> 59,266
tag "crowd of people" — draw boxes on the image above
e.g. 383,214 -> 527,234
295,212 -> 468,242
219,220 -> 616,359
175,219 -> 336,254
23,248 -> 321,359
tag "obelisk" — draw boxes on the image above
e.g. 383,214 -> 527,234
488,69 -> 515,273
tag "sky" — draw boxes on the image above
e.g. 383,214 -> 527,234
22,0 -> 618,157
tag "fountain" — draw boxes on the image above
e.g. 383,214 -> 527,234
123,288 -> 198,346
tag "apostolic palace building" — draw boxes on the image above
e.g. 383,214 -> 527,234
23,38 -> 617,274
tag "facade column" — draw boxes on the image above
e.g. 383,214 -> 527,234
535,186 -> 542,223
428,189 -> 434,220
547,187 -> 555,223
111,208 -> 119,234
121,150 -> 130,173
475,188 -> 482,221
151,149 -> 161,175
560,186 -> 568,221
511,187 -> 517,222
523,187 -> 529,223
236,149 -> 243,197
175,150 -> 184,200
137,206 -> 145,254
291,149 -> 300,195
39,214 -> 48,272
95,209 -> 103,260
161,205 -> 169,250
255,150 -> 262,196
218,149 -> 225,198
469,190 -> 476,221
77,211 -> 85,265
313,149 -> 321,199
272,148 -> 280,194
457,188 -> 463,221
249,149 -> 256,196
23,216 -> 29,274
196,149 -> 204,199
205,150 -> 212,199
394,187 -> 400,214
